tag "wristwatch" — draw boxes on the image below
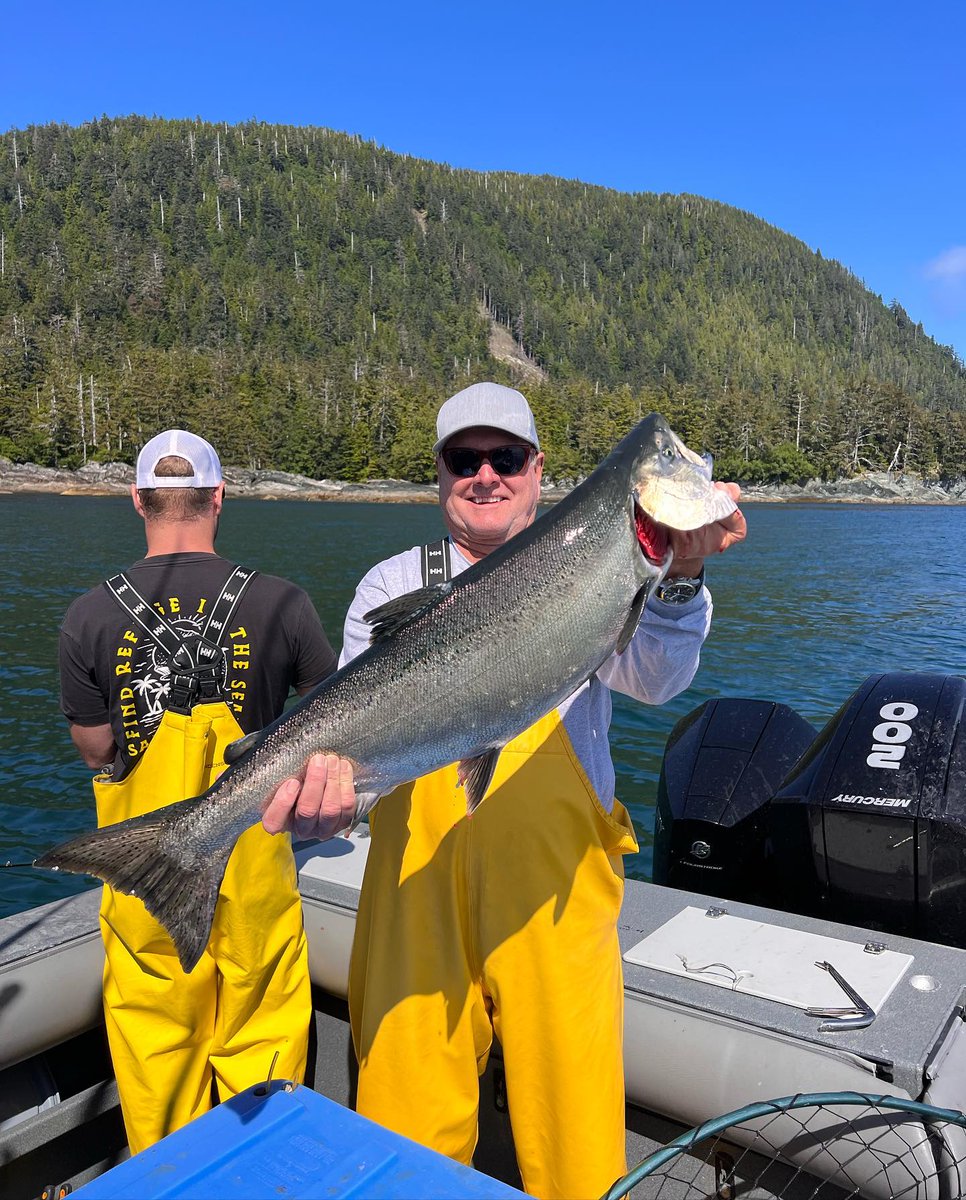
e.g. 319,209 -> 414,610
655,570 -> 705,605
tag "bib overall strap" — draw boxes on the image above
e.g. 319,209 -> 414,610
103,566 -> 258,714
196,565 -> 258,646
420,539 -> 452,587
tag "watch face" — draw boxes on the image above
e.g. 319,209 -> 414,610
658,579 -> 700,604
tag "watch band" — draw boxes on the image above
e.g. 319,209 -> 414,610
655,568 -> 705,605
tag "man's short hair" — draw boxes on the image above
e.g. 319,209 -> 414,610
138,456 -> 218,520
135,429 -> 222,520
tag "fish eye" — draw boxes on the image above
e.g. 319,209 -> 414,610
662,445 -> 674,459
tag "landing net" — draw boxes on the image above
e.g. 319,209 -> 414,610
602,1091 -> 966,1200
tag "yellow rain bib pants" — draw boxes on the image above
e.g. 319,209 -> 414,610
94,701 -> 311,1155
349,708 -> 639,1200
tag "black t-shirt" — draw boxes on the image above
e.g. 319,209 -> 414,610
59,553 -> 337,774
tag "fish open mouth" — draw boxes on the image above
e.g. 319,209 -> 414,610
634,503 -> 669,564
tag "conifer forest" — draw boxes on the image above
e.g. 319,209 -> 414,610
2,117 -> 965,483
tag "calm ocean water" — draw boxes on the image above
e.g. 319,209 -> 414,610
2,493 -> 964,919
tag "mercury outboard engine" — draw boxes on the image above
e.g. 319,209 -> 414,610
767,671 -> 966,947
654,671 -> 966,949
652,698 -> 818,904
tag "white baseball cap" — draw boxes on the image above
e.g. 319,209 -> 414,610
135,430 -> 223,489
433,382 -> 540,454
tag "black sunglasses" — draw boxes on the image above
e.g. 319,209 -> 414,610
440,444 -> 534,479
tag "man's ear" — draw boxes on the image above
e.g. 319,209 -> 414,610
213,482 -> 226,515
130,483 -> 146,517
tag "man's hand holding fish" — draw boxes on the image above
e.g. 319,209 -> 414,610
262,751 -> 356,840
665,479 -> 746,576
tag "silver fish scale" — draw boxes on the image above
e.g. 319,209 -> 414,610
174,417 -> 682,851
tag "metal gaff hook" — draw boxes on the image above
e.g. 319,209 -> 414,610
805,961 -> 876,1032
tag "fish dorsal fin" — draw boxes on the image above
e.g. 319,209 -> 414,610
365,582 -> 452,643
616,582 -> 651,655
458,748 -> 503,814
224,731 -> 259,764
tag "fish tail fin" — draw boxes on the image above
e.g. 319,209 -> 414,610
36,805 -> 229,973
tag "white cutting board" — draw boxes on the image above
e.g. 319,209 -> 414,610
623,907 -> 913,1012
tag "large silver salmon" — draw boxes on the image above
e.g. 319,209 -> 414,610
38,414 -> 736,971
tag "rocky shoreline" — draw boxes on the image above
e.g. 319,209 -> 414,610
738,472 -> 966,504
0,458 -> 443,504
2,457 -> 965,506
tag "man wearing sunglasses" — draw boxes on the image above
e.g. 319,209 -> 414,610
264,381 -> 746,1200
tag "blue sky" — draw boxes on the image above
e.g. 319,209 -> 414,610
4,0 -> 965,359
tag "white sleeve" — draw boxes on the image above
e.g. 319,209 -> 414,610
339,567 -> 394,668
595,589 -> 713,705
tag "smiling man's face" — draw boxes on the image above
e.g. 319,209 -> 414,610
438,426 -> 544,563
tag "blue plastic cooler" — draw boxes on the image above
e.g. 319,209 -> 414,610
74,1080 -> 526,1198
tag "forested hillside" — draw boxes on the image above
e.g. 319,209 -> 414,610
1,116 -> 965,483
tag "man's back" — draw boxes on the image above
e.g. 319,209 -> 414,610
56,427 -> 337,1156
60,551 -> 336,775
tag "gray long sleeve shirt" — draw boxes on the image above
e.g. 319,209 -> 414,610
340,539 -> 711,812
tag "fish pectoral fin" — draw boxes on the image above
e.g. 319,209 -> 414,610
616,582 -> 651,654
364,582 -> 453,643
224,731 -> 259,764
458,748 -> 503,814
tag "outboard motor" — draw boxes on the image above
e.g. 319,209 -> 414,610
653,698 -> 818,904
767,671 -> 966,948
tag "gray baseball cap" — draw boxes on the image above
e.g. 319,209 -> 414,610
433,382 -> 540,454
136,430 -> 223,488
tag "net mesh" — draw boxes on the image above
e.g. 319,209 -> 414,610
604,1092 -> 966,1200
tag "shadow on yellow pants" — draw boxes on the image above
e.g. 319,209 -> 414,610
94,702 -> 311,1155
349,709 -> 639,1200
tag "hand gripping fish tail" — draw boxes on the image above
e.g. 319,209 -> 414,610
35,413 -> 738,972
36,793 -> 227,973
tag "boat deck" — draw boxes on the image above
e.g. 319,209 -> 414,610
3,833 -> 966,1197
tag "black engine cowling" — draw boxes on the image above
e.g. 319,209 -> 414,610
652,697 -> 817,904
768,671 -> 966,946
653,672 -> 966,949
